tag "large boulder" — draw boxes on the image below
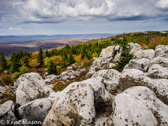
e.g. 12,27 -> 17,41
142,49 -> 155,60
146,64 -> 168,79
119,69 -> 168,105
0,100 -> 17,125
155,45 -> 168,58
15,72 -> 54,106
43,77 -> 113,126
100,46 -> 115,58
124,58 -> 150,72
151,56 -> 168,68
92,69 -> 121,95
112,86 -> 168,126
123,86 -> 168,125
129,42 -> 143,59
112,93 -> 157,126
18,96 -> 57,122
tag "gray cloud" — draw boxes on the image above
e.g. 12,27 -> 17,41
0,0 -> 168,24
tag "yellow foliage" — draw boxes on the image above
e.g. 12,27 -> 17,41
51,56 -> 62,65
19,58 -> 25,66
44,56 -> 62,66
44,57 -> 51,67
74,54 -> 83,63
92,52 -> 98,58
29,58 -> 40,68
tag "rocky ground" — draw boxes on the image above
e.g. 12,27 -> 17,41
0,43 -> 168,126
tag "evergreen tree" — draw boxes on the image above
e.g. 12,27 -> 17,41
37,48 -> 44,67
45,50 -> 50,58
69,54 -> 75,65
113,43 -> 134,72
0,53 -> 7,70
48,60 -> 57,75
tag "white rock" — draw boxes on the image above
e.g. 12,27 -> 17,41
0,100 -> 17,124
123,86 -> 168,125
72,71 -> 80,77
151,56 -> 168,68
43,77 -> 113,125
94,117 -> 113,126
142,49 -> 155,60
92,69 -> 121,95
124,58 -> 150,72
100,46 -> 115,58
18,98 -> 54,121
119,69 -> 168,105
61,75 -> 70,81
155,45 -> 168,58
0,86 -> 4,97
146,64 -> 168,79
129,42 -> 143,59
67,66 -> 73,70
86,72 -> 94,79
43,83 -> 95,125
112,93 -> 157,126
79,68 -> 87,73
15,72 -> 54,106
108,63 -> 116,68
45,74 -> 60,83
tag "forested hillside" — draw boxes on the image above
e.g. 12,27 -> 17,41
0,31 -> 168,87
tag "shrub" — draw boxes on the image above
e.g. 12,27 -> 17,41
52,80 -> 67,91
74,54 -> 83,64
92,52 -> 98,58
19,65 -> 29,74
0,73 -> 12,86
148,36 -> 161,49
29,58 -> 40,68
12,72 -> 21,80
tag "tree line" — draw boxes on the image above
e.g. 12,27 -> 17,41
0,39 -> 112,80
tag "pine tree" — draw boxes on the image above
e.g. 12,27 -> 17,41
48,60 -> 57,75
0,53 -> 7,70
45,50 -> 50,58
37,48 -> 44,67
69,53 -> 75,65
113,37 -> 134,72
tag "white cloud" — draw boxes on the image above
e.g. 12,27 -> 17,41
18,0 -> 117,22
0,0 -> 168,24
155,0 -> 168,11
9,27 -> 21,30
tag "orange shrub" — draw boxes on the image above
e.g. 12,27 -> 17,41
148,36 -> 162,49
74,54 -> 83,63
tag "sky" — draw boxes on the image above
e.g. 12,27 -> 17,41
0,0 -> 168,35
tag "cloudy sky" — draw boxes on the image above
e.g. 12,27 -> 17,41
0,0 -> 168,35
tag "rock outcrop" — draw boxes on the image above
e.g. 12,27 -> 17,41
92,69 -> 121,95
87,45 -> 121,77
15,72 -> 54,106
112,86 -> 168,126
1,43 -> 168,126
0,101 -> 17,125
43,77 -> 113,126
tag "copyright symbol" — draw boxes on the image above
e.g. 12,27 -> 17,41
0,120 -> 5,125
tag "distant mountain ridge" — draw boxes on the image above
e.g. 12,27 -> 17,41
0,33 -> 118,57
0,33 -> 117,43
